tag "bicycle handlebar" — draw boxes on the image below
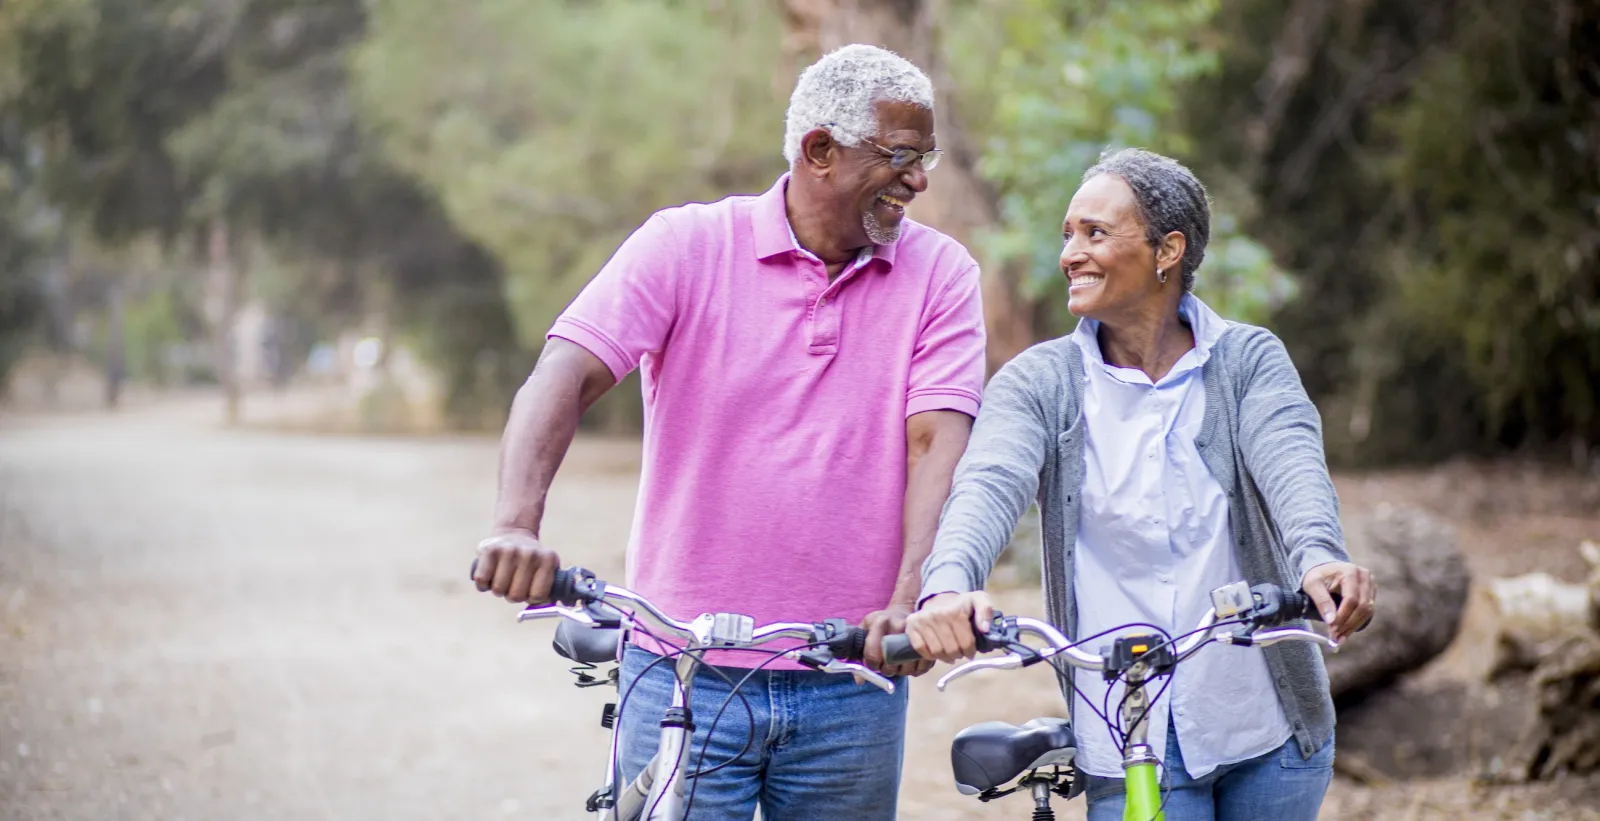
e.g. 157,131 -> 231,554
880,583 -> 1341,675
478,562 -> 894,692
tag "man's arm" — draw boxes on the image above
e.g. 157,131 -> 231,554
895,410 -> 974,606
861,409 -> 972,675
472,339 -> 617,603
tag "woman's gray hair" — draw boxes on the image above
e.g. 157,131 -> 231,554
1082,148 -> 1211,291
783,44 -> 934,166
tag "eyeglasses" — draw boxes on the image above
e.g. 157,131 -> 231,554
826,125 -> 943,172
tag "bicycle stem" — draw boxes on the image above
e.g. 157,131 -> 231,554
1119,663 -> 1164,821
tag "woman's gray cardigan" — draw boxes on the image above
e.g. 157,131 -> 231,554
921,323 -> 1346,758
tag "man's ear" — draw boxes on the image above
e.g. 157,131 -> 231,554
798,127 -> 837,178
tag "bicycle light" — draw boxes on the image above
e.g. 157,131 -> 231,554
1211,580 -> 1254,618
690,612 -> 755,647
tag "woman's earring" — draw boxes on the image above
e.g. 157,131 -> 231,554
1156,266 -> 1168,284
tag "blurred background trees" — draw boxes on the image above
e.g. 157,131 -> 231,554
1,0 -> 1595,466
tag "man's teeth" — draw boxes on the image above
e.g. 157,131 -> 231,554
1071,274 -> 1102,287
879,194 -> 907,208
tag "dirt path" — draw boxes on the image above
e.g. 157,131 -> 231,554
1,401 -> 1596,820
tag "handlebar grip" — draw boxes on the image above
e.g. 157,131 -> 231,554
837,626 -> 869,663
472,560 -> 599,606
547,567 -> 579,605
1286,590 -> 1342,622
881,634 -> 924,665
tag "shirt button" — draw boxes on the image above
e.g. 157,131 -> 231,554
819,297 -> 828,306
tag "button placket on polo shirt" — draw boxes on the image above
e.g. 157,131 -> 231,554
805,254 -> 868,356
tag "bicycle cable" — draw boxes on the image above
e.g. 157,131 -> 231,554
613,624 -> 760,818
1042,620 -> 1171,745
1102,617 -> 1252,755
681,640 -> 834,818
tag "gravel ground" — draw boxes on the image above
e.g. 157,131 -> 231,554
1,398 -> 1596,820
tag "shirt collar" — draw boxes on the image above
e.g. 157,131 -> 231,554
1071,293 -> 1230,376
1181,292 -> 1227,363
751,173 -> 898,270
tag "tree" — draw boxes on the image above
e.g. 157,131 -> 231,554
1182,0 -> 1600,464
355,0 -> 788,353
0,0 -> 525,424
0,116 -> 49,390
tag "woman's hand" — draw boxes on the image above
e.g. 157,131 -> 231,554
1301,561 -> 1376,642
905,591 -> 994,663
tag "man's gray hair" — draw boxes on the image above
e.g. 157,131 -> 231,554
1083,148 -> 1211,291
783,44 -> 934,166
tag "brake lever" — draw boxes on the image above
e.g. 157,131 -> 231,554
518,603 -> 593,624
935,654 -> 1023,691
818,660 -> 896,694
1221,627 -> 1339,652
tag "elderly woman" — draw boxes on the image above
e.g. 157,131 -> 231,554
905,148 -> 1375,820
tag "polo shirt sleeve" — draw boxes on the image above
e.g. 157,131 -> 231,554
547,214 -> 679,382
906,261 -> 986,418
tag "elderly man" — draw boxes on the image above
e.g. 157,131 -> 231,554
472,44 -> 986,820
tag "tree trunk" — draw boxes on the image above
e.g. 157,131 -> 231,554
104,278 -> 126,409
208,218 -> 242,425
775,0 -> 1034,371
1324,504 -> 1472,699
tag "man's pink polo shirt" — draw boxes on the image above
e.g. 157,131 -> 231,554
549,174 -> 986,667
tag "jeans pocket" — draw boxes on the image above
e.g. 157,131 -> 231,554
1279,732 -> 1335,770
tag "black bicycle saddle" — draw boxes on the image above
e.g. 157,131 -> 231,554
951,717 -> 1078,795
552,620 -> 622,664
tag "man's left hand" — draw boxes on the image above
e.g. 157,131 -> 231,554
861,604 -> 935,679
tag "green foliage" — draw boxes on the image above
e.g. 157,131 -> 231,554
353,0 -> 787,350
0,0 -> 525,422
947,0 -> 1295,332
1380,18 -> 1600,445
0,117 -> 52,388
1183,0 -> 1600,462
122,285 -> 197,383
5,0 -> 1595,460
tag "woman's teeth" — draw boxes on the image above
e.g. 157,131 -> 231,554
1070,274 -> 1102,287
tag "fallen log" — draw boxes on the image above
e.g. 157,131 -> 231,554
1485,568 -> 1594,678
1324,504 -> 1472,699
1497,541 -> 1600,780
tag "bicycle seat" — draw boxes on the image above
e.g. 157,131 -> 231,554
552,620 -> 622,664
951,717 -> 1077,795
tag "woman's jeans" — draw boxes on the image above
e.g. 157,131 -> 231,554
617,645 -> 908,821
1085,715 -> 1333,821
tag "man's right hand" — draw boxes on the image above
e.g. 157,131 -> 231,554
473,529 -> 561,604
904,591 -> 993,664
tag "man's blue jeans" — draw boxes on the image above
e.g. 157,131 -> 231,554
617,645 -> 908,820
1085,715 -> 1333,821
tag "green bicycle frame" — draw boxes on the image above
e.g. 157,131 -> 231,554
1123,761 -> 1163,821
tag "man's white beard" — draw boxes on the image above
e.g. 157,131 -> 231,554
863,209 -> 901,245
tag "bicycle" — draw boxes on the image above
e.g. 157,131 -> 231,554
475,563 -> 895,821
880,581 -> 1339,821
